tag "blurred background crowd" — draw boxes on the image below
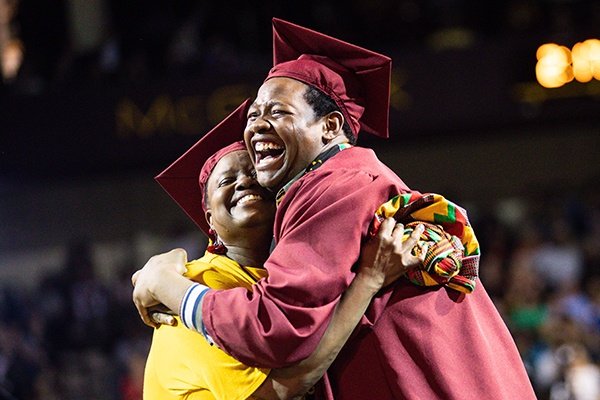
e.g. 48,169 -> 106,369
1,1 -> 599,399
1,0 -> 598,93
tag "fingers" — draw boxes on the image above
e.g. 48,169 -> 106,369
150,312 -> 177,326
378,217 -> 397,238
132,291 -> 157,328
379,218 -> 423,241
382,219 -> 425,249
403,225 -> 430,271
415,241 -> 430,263
392,221 -> 425,271
132,281 -> 160,328
135,300 -> 158,329
403,223 -> 424,248
131,248 -> 189,329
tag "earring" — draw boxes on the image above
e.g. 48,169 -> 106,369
207,228 -> 227,255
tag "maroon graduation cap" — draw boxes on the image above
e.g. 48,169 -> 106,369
267,17 -> 392,139
155,99 -> 251,236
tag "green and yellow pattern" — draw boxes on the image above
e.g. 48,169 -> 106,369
369,193 -> 480,294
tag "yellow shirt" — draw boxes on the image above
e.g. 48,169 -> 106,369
143,251 -> 270,400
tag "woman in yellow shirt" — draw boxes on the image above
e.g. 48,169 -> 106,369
135,104 -> 424,400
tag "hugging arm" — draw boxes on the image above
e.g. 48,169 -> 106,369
250,219 -> 425,400
131,219 -> 424,399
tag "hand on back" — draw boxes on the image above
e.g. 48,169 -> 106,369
357,218 -> 427,292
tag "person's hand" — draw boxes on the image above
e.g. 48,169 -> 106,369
149,304 -> 178,327
357,218 -> 428,292
132,248 -> 188,328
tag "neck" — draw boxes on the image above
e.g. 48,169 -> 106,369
223,243 -> 270,267
275,141 -> 351,193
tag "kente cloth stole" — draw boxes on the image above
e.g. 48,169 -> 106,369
369,193 -> 481,294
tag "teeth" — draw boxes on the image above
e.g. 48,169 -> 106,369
255,142 -> 283,152
237,194 -> 262,205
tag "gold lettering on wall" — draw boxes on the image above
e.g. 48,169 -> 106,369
206,84 -> 255,125
115,84 -> 255,139
115,95 -> 206,139
176,96 -> 204,135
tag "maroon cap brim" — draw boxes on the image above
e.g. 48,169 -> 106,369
155,99 -> 251,236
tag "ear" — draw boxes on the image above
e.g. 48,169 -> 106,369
322,111 -> 345,143
205,210 -> 213,231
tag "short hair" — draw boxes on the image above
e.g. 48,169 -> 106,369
303,85 -> 356,144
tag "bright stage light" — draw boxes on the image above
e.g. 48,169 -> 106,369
536,39 -> 600,88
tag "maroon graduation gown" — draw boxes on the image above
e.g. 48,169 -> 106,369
202,146 -> 536,399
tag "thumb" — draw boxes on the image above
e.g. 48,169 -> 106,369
170,248 -> 189,275
131,270 -> 140,286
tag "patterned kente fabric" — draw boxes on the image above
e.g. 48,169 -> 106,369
369,193 -> 480,294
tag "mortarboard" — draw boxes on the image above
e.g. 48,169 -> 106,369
155,99 -> 251,236
267,18 -> 392,139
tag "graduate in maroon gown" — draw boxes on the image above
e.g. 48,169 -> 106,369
134,19 -> 536,399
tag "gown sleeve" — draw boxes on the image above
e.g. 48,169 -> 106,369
202,167 -> 402,368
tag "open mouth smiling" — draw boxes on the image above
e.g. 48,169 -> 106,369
254,141 -> 284,165
235,193 -> 264,206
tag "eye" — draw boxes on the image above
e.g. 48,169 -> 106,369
250,169 -> 257,179
218,177 -> 235,187
247,111 -> 259,121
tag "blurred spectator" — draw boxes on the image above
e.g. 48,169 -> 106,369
111,261 -> 151,400
33,239 -> 120,399
531,214 -> 585,293
0,285 -> 44,399
549,343 -> 600,400
38,239 -> 113,356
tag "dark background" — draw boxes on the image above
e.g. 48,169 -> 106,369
0,1 -> 599,399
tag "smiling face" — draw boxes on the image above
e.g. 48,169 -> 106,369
204,150 -> 275,246
244,77 -> 329,191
